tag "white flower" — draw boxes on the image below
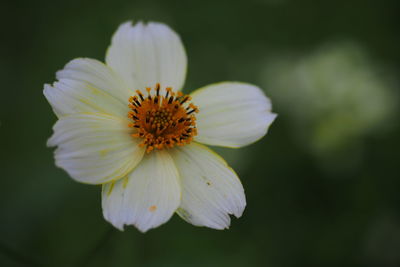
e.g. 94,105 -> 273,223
44,21 -> 276,232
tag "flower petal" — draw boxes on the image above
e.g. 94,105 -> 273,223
102,150 -> 181,232
106,21 -> 187,94
170,143 -> 246,230
191,82 -> 277,148
48,113 -> 145,184
44,58 -> 131,118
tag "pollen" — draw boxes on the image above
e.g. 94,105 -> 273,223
127,83 -> 199,153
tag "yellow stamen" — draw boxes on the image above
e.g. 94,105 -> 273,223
127,84 -> 198,153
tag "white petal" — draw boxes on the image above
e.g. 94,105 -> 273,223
170,143 -> 246,230
191,82 -> 277,148
48,113 -> 145,184
106,21 -> 187,94
44,58 -> 131,118
102,150 -> 181,232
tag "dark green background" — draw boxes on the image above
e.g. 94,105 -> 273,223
1,0 -> 399,266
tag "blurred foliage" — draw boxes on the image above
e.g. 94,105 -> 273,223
262,42 -> 398,171
1,0 -> 400,266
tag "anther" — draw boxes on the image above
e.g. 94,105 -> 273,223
165,87 -> 172,98
133,97 -> 141,107
146,87 -> 152,100
156,83 -> 160,96
180,96 -> 190,105
136,90 -> 145,101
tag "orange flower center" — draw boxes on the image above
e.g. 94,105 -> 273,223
128,83 -> 199,153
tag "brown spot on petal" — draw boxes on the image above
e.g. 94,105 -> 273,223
149,205 -> 157,212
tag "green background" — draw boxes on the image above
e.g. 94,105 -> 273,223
1,0 -> 399,266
